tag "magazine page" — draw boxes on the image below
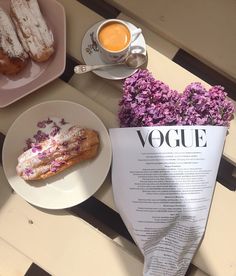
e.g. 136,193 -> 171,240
110,125 -> 227,276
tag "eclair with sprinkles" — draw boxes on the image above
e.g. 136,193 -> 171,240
16,125 -> 100,181
10,0 -> 54,62
0,7 -> 28,75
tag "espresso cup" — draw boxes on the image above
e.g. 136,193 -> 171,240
96,19 -> 142,64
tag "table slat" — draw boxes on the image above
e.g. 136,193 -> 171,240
105,0 -> 236,81
0,238 -> 32,276
0,169 -> 143,276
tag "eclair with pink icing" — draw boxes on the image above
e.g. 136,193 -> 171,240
10,0 -> 54,62
16,125 -> 100,181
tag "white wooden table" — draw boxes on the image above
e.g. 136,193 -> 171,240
0,0 -> 235,275
105,0 -> 236,82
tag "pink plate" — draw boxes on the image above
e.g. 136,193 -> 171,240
0,0 -> 66,107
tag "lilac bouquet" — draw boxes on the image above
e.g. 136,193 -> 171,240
119,69 -> 234,127
114,69 -> 235,276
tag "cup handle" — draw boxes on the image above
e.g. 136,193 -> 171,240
131,28 -> 142,42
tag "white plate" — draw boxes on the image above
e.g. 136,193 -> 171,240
2,101 -> 112,209
81,20 -> 147,80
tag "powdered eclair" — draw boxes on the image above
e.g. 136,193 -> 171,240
16,118 -> 100,181
0,7 -> 28,75
10,0 -> 54,62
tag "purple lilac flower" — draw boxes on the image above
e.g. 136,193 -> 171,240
75,145 -> 80,152
38,149 -> 50,160
37,120 -> 46,128
31,143 -> 42,153
33,130 -> 49,143
119,69 -> 181,127
60,118 -> 68,125
23,138 -> 34,151
24,167 -> 34,176
46,117 -> 53,124
23,118 -> 66,154
178,83 -> 235,126
119,69 -> 235,127
50,123 -> 61,137
62,141 -> 69,147
50,160 -> 65,172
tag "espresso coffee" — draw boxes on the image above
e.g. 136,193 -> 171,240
98,22 -> 131,52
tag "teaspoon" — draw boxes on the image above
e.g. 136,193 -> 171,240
74,53 -> 147,74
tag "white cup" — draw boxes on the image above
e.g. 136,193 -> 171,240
96,19 -> 142,64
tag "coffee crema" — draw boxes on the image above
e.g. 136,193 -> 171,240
98,22 -> 131,52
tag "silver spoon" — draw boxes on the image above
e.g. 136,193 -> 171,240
74,53 -> 147,74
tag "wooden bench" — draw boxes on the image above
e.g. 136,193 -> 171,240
105,0 -> 236,82
0,0 -> 235,275
0,165 -> 143,276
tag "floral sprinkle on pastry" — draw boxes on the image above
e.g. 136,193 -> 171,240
17,117 -> 100,181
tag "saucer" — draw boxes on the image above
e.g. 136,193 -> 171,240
81,21 -> 147,80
